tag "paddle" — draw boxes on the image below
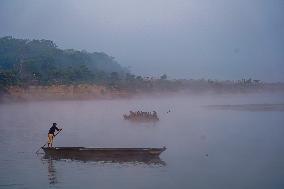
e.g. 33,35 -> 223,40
35,129 -> 62,154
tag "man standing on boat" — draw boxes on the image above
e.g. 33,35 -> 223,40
48,123 -> 62,147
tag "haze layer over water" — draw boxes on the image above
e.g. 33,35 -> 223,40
0,94 -> 283,188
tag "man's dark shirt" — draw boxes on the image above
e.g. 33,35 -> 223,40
48,125 -> 60,135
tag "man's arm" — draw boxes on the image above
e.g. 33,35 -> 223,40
55,126 -> 62,131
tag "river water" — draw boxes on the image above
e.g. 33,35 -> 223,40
0,94 -> 283,189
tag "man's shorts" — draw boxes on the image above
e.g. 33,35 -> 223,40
48,134 -> 54,144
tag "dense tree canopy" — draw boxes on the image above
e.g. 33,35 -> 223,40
0,36 -> 128,86
0,37 -> 278,95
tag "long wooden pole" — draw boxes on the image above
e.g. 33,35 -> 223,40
35,129 -> 62,154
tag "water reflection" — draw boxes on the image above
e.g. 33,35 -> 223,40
41,153 -> 166,186
42,154 -> 166,166
41,157 -> 58,185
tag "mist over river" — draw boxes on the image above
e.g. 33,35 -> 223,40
0,93 -> 284,189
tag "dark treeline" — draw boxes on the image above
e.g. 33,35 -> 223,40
1,36 -> 283,95
0,36 -> 127,89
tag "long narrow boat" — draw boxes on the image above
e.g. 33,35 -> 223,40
123,115 -> 159,122
42,147 -> 166,158
42,147 -> 166,165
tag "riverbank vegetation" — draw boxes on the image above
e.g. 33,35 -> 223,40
1,37 -> 283,99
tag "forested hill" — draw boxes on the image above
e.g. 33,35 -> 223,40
1,37 -> 283,97
0,36 -> 128,86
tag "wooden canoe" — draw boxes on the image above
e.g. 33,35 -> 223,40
123,115 -> 159,122
42,147 -> 166,165
42,147 -> 166,157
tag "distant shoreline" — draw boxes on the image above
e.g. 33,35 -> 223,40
1,82 -> 284,102
1,37 -> 284,102
0,84 -> 129,102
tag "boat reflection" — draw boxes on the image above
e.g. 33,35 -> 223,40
42,154 -> 166,166
41,152 -> 166,186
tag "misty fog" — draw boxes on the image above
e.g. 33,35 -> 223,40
1,94 -> 284,188
1,0 -> 284,188
1,0 -> 283,81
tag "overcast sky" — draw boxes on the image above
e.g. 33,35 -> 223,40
0,0 -> 283,81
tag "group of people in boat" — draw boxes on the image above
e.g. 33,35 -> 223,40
124,110 -> 159,121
